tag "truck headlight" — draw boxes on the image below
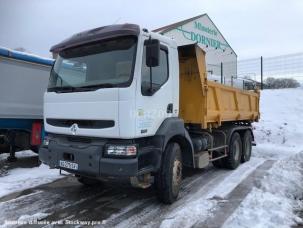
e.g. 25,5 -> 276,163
105,144 -> 137,157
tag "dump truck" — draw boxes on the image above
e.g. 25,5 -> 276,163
39,24 -> 260,204
0,47 -> 53,161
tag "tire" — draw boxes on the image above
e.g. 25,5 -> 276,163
155,142 -> 182,204
241,131 -> 252,162
222,132 -> 242,169
77,176 -> 101,186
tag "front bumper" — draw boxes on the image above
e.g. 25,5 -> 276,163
39,135 -> 161,177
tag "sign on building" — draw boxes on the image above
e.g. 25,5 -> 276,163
154,14 -> 237,82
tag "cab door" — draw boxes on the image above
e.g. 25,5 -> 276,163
135,39 -> 174,137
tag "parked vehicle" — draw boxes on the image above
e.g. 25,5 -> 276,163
39,24 -> 260,203
0,47 -> 53,161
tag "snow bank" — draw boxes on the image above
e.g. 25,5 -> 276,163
224,88 -> 303,227
253,88 -> 303,159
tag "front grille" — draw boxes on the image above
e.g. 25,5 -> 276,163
46,119 -> 115,129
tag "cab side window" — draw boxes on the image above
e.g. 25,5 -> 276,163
141,46 -> 169,96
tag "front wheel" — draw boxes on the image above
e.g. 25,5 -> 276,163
155,142 -> 182,204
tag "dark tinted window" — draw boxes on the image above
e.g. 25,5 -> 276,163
141,46 -> 168,95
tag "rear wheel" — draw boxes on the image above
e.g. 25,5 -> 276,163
155,142 -> 182,204
223,132 -> 242,169
241,131 -> 252,162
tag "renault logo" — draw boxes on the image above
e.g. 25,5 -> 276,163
70,123 -> 78,135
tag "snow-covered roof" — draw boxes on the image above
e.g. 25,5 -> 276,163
0,46 -> 54,66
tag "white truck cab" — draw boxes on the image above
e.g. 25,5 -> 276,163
44,25 -> 179,139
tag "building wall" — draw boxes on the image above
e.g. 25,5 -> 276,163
162,15 -> 237,83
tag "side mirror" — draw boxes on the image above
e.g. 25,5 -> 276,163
145,39 -> 160,67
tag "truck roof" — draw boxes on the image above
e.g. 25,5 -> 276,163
0,46 -> 54,66
50,24 -> 140,53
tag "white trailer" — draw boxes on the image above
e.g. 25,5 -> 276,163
0,47 -> 53,160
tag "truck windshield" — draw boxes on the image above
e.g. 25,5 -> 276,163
48,36 -> 137,92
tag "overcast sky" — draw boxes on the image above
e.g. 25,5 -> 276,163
0,0 -> 302,59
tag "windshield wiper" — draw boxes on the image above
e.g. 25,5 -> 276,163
76,83 -> 116,90
48,86 -> 76,93
48,83 -> 116,93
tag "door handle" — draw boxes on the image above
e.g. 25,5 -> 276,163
167,103 -> 173,113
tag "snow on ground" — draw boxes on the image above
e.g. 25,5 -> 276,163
0,150 -> 36,161
17,212 -> 49,223
0,150 -> 64,198
159,158 -> 265,228
253,88 -> 303,159
223,88 -> 303,227
223,152 -> 303,228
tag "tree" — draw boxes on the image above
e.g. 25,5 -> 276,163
265,77 -> 300,89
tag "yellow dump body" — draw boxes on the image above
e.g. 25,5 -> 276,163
178,44 -> 260,129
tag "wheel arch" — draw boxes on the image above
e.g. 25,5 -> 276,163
166,133 -> 194,167
220,124 -> 255,145
236,128 -> 255,144
155,118 -> 195,168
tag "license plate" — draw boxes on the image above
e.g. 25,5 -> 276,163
59,160 -> 78,170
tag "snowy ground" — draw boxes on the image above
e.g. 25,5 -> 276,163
223,88 -> 303,227
0,150 -> 63,198
0,88 -> 302,227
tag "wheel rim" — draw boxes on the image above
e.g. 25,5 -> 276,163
233,140 -> 240,161
172,159 -> 182,195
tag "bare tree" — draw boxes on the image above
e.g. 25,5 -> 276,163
265,77 -> 301,89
